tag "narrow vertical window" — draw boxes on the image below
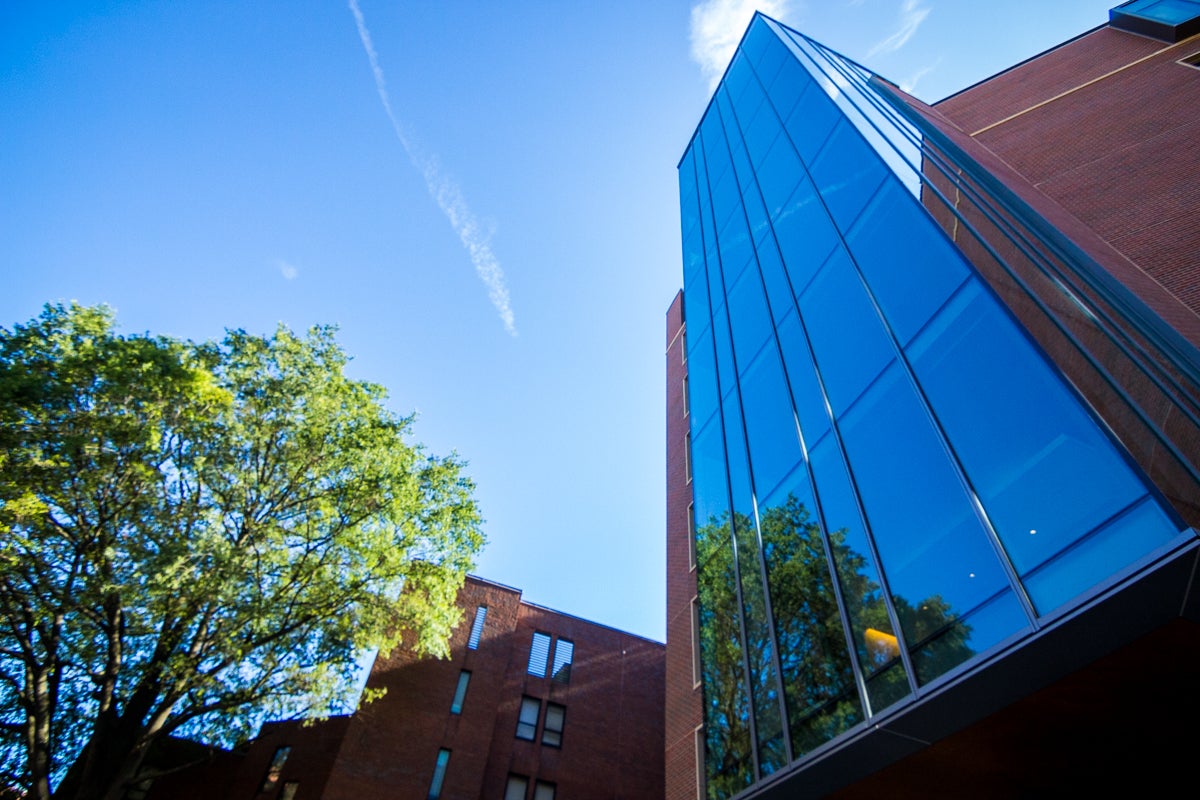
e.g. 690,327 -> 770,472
468,606 -> 487,650
534,781 -> 557,800
683,375 -> 690,416
542,703 -> 565,747
450,670 -> 471,714
687,503 -> 697,570
280,784 -> 299,800
550,638 -> 573,683
261,746 -> 291,792
516,696 -> 540,740
505,775 -> 529,800
527,632 -> 551,677
428,749 -> 450,799
684,432 -> 692,483
691,597 -> 701,686
694,726 -> 705,800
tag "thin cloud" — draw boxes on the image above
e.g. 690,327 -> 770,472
277,259 -> 299,280
347,0 -> 517,336
690,0 -> 794,92
900,58 -> 940,95
868,0 -> 931,58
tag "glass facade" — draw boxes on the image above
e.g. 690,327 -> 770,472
679,15 -> 1195,799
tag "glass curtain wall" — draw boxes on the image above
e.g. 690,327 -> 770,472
680,14 -> 1191,800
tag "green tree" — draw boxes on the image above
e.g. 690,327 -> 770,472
0,304 -> 484,800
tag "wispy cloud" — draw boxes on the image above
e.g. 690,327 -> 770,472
689,0 -> 794,92
277,259 -> 299,280
868,0 -> 931,58
900,58 -> 940,95
347,0 -> 517,336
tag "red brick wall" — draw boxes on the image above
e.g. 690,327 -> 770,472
937,26 -> 1200,327
664,292 -> 702,800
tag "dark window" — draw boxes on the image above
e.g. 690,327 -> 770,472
428,749 -> 450,799
550,639 -> 573,683
534,781 -> 557,800
467,606 -> 487,649
280,784 -> 298,800
516,696 -> 539,740
450,670 -> 471,715
542,704 -> 565,747
261,746 -> 291,792
527,632 -> 551,677
505,775 -> 529,800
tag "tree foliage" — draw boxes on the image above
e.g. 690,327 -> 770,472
0,304 -> 484,800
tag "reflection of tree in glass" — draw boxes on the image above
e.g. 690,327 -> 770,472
694,496 -> 975,796
695,515 -> 755,800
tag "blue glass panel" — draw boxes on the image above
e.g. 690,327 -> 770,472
1024,497 -> 1183,613
741,96 -> 781,169
723,389 -> 753,519
746,17 -> 788,89
718,212 -> 754,293
809,437 -> 910,711
691,415 -> 729,533
727,267 -> 771,369
755,238 -> 792,323
712,304 -> 737,402
742,182 -> 771,246
756,466 -> 863,755
838,363 -> 1017,648
723,51 -> 756,106
808,119 -> 888,231
905,588 -> 1027,686
756,135 -> 803,219
785,79 -> 839,165
687,326 -> 719,432
726,119 -> 756,193
773,180 -> 839,295
798,247 -> 895,415
683,251 -> 710,337
710,156 -> 741,234
775,311 -> 830,449
696,541 -> 755,799
847,177 -> 970,346
700,115 -> 730,191
907,281 -> 1179,610
741,346 -> 803,501
1120,0 -> 1200,24
766,52 -> 811,123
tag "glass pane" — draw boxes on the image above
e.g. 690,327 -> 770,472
798,247 -> 895,416
450,670 -> 470,714
838,363 -> 1026,679
907,281 -> 1181,612
534,783 -> 556,800
808,118 -> 888,231
756,466 -> 863,757
691,416 -> 730,539
527,633 -> 550,677
775,311 -> 830,449
846,177 -> 969,346
773,178 -> 838,295
726,267 -> 771,369
809,437 -> 910,713
784,78 -> 839,165
551,639 -> 573,683
740,346 -> 803,501
697,540 -> 754,799
505,776 -> 529,800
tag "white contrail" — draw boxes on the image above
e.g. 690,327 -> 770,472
868,0 -> 931,58
348,0 -> 517,336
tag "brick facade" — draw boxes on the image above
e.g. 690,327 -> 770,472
155,577 -> 664,800
663,292 -> 702,800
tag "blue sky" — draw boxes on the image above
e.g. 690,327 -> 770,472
1,0 -> 1120,642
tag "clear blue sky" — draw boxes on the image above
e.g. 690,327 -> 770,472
1,0 -> 1119,642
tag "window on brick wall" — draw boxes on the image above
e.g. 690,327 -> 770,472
467,606 -> 487,649
691,597 -> 702,687
688,503 -> 697,570
505,775 -> 529,800
1180,52 -> 1200,69
527,632 -> 551,676
280,784 -> 299,800
428,749 -> 450,800
260,746 -> 291,792
450,670 -> 471,714
516,696 -> 540,740
550,638 -> 573,683
542,703 -> 565,747
534,781 -> 557,800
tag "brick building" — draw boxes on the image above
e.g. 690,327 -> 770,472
155,576 -> 664,800
667,3 -> 1200,798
